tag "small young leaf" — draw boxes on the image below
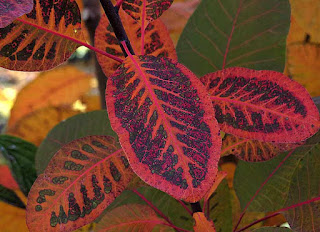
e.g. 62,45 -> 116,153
26,135 -> 134,232
0,0 -> 83,71
0,0 -> 33,28
221,134 -> 299,162
36,110 -> 118,174
96,204 -> 174,231
201,67 -> 320,143
193,212 -> 216,232
95,10 -> 177,77
176,0 -> 291,76
122,0 -> 173,24
0,185 -> 25,208
106,55 -> 221,202
0,135 -> 37,196
7,65 -> 92,128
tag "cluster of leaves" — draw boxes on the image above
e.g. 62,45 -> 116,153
0,0 -> 320,231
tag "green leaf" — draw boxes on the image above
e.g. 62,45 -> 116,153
0,184 -> 25,208
176,0 -> 291,76
104,186 -> 194,230
35,110 -> 118,174
234,132 -> 320,213
0,135 -> 37,196
283,141 -> 320,230
209,180 -> 233,232
252,227 -> 292,232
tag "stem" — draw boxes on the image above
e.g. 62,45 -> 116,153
191,202 -> 202,213
233,150 -> 294,231
16,18 -> 123,63
177,199 -> 193,216
99,0 -> 135,57
140,0 -> 146,55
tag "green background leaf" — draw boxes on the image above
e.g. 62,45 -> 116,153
176,0 -> 291,76
0,184 -> 25,208
35,110 -> 117,174
0,135 -> 37,196
252,227 -> 292,231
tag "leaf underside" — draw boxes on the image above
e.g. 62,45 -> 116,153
95,10 -> 177,77
0,0 -> 82,71
27,135 -> 134,232
96,204 -> 173,231
176,0 -> 291,76
201,67 -> 320,143
106,55 -> 221,202
0,0 -> 33,28
221,134 -> 299,162
122,0 -> 173,23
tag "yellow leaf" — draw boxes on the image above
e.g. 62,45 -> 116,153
220,162 -> 236,188
80,94 -> 101,112
287,43 -> 320,97
8,65 -> 92,128
193,212 -> 215,232
287,17 -> 306,45
7,106 -> 79,145
290,0 -> 320,43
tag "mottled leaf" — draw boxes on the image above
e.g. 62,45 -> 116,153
0,0 -> 33,28
7,65 -> 92,128
0,165 -> 19,190
122,0 -> 173,24
252,228 -> 292,232
0,184 -> 25,208
0,0 -> 83,71
106,55 -> 221,202
105,186 -> 194,230
36,110 -> 118,174
96,204 -> 174,231
193,212 -> 215,232
27,135 -> 134,232
234,131 -> 320,212
176,0 -> 291,76
0,135 -> 37,196
201,67 -> 320,143
221,134 -> 299,162
287,43 -> 320,97
283,138 -> 320,231
95,10 -> 177,77
8,106 -> 80,146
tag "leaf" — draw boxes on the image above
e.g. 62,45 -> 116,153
95,10 -> 177,77
0,198 -> 28,232
0,0 -> 33,28
122,0 -> 173,24
221,134 -> 299,162
282,138 -> 320,230
8,65 -> 92,128
234,131 -> 320,212
0,135 -> 37,196
26,135 -> 134,232
36,110 -> 118,174
105,186 -> 194,230
201,67 -> 320,143
286,17 -> 306,45
96,204 -> 174,231
106,55 -> 221,202
176,0 -> 291,76
193,212 -> 215,232
0,165 -> 19,190
252,228 -> 292,232
0,0 -> 83,71
287,43 -> 320,97
8,106 -> 80,146
0,184 -> 25,208
290,0 -> 320,43
204,171 -> 227,202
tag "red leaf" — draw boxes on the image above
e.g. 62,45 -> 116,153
106,55 -> 221,202
201,67 -> 320,143
26,136 -> 134,232
95,10 -> 177,77
122,0 -> 173,24
0,0 -> 33,28
0,165 -> 19,190
0,0 -> 83,71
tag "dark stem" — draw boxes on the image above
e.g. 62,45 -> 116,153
190,202 -> 202,213
99,0 -> 135,56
